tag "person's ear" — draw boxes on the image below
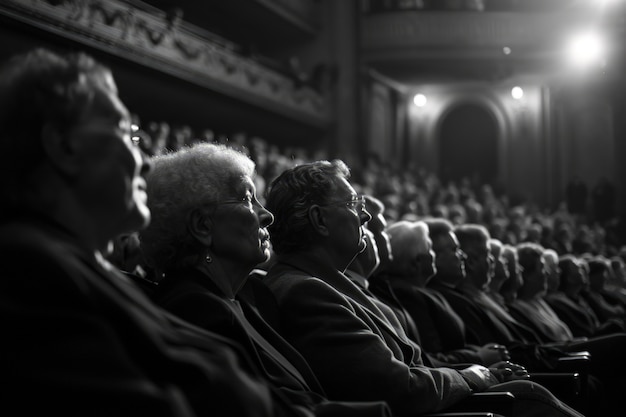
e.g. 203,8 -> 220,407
308,205 -> 330,237
41,124 -> 82,177
188,207 -> 213,247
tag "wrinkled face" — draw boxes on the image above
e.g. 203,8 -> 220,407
432,231 -> 466,284
69,78 -> 151,245
524,257 -> 548,296
416,235 -> 437,281
506,253 -> 524,294
492,252 -> 510,287
543,255 -> 560,291
569,262 -> 587,291
467,240 -> 494,289
322,177 -> 371,270
210,176 -> 274,269
366,209 -> 393,270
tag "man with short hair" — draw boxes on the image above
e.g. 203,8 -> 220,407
510,243 -> 575,343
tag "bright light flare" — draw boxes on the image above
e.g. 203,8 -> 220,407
511,86 -> 524,100
567,32 -> 606,68
413,93 -> 427,107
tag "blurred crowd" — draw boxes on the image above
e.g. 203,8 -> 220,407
134,116 -> 625,263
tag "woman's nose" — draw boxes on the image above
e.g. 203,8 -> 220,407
256,204 -> 274,227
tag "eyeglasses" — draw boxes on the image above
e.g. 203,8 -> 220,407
320,195 -> 366,213
204,195 -> 258,210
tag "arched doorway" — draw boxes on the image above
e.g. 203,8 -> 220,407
439,102 -> 499,186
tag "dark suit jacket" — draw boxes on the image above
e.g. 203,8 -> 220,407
370,276 -> 484,365
428,280 -> 543,346
0,219 -> 272,417
545,292 -> 601,338
154,269 -> 325,395
154,268 -> 393,417
583,290 -> 626,323
264,253 -> 472,416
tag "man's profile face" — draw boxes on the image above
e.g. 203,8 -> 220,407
67,77 -> 150,244
323,177 -> 371,271
493,252 -> 509,284
432,231 -> 465,283
416,234 -> 436,281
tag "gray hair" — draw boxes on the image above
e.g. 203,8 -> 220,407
386,220 -> 428,275
140,143 -> 255,271
455,224 -> 491,256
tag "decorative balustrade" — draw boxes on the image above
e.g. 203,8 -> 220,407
0,0 -> 329,127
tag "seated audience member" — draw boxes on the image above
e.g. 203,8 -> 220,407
262,160 -> 584,417
0,48 -> 275,416
370,220 -> 510,367
499,244 -> 524,306
584,256 -> 626,324
345,228 -> 380,290
508,243 -> 575,344
139,143 -> 391,417
486,238 -> 509,307
545,255 -> 624,338
606,255 -> 626,304
543,248 -> 561,297
360,194 -> 394,275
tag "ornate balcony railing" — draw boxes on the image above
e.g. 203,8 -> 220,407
0,0 -> 329,127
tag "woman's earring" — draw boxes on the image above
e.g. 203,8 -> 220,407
205,254 -> 212,264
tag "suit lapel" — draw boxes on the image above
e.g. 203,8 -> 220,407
280,258 -> 418,363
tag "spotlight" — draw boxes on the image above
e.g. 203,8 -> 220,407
511,86 -> 524,100
413,93 -> 427,107
567,31 -> 606,68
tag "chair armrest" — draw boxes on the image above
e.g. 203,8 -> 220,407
443,392 -> 515,416
531,372 -> 582,397
425,413 -> 505,417
554,355 -> 590,373
564,350 -> 590,357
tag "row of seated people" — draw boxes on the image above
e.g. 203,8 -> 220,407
2,46 -> 603,417
126,142 -> 600,417
130,69 -> 620,416
364,212 -> 626,416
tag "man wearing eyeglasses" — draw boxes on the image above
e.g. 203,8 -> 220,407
262,160 -> 583,417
